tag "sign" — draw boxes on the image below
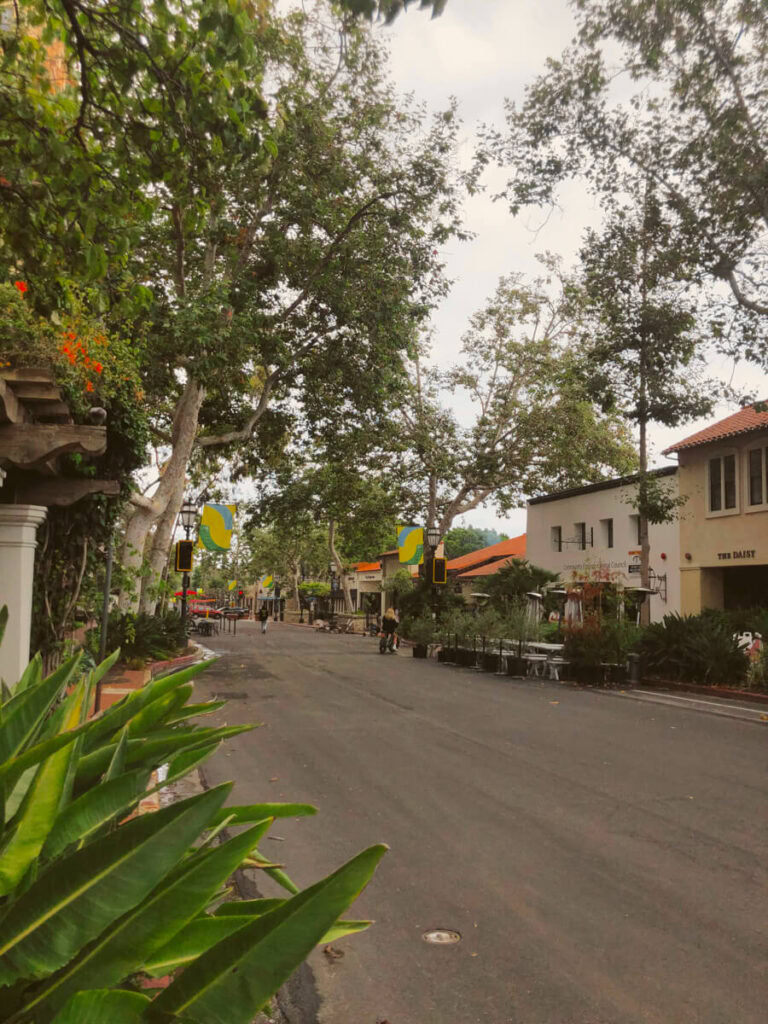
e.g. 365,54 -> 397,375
628,564 -> 641,574
717,549 -> 756,560
397,524 -> 424,565
228,579 -> 237,591
197,503 -> 236,552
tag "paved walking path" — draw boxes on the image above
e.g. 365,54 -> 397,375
194,621 -> 768,1024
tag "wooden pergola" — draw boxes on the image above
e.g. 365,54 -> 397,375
0,367 -> 119,504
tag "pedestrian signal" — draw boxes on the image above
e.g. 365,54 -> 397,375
175,539 -> 194,572
425,557 -> 447,584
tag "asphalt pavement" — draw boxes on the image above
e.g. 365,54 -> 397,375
195,621 -> 768,1024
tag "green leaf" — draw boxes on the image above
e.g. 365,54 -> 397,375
83,659 -> 215,752
213,898 -> 285,917
90,647 -> 122,687
41,767 -> 153,860
0,682 -> 87,895
153,844 -> 387,1023
0,655 -> 82,763
13,652 -> 42,696
22,822 -> 271,1020
320,919 -> 372,944
0,604 -> 8,649
104,727 -> 130,781
165,700 -> 226,724
0,783 -> 231,984
0,721 -> 96,791
51,989 -> 152,1024
142,914 -> 256,976
208,803 -> 317,827
126,684 -> 193,736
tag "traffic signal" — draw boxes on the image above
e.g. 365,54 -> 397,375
238,589 -> 244,597
425,557 -> 447,584
175,539 -> 194,572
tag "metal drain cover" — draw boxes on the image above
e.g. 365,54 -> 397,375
422,929 -> 461,945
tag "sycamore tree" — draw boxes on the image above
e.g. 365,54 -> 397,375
572,186 -> 718,615
241,520 -> 329,614
396,271 -> 638,542
118,5 -> 467,610
483,0 -> 768,357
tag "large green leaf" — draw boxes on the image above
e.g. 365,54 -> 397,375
126,684 -> 194,736
0,683 -> 87,895
12,651 -> 42,696
208,803 -> 317,827
0,656 -> 82,764
21,822 -> 271,1020
165,700 -> 226,724
152,844 -> 387,1023
0,721 -> 97,792
213,898 -> 285,917
89,648 -> 122,688
83,660 -> 215,752
41,767 -> 153,861
0,783 -> 231,984
50,989 -> 152,1024
142,915 -> 257,976
74,725 -> 253,790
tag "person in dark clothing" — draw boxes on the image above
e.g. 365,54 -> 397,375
381,606 -> 399,652
258,604 -> 269,634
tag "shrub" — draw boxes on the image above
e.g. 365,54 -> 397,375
87,610 -> 188,665
0,607 -> 383,1022
639,611 -> 749,687
403,616 -> 437,646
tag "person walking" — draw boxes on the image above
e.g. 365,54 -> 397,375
258,604 -> 269,634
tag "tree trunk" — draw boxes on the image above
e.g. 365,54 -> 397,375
328,519 -> 352,613
118,380 -> 205,612
638,416 -> 651,626
139,476 -> 185,615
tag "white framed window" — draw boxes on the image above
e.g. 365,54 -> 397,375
551,526 -> 562,552
707,451 -> 738,516
574,522 -> 587,550
746,446 -> 768,510
599,517 -> 614,549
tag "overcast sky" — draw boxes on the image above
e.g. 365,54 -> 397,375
373,0 -> 768,537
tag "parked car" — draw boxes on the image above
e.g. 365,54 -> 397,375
215,605 -> 250,618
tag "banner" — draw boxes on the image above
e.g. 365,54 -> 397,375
197,503 -> 236,552
228,580 -> 237,591
260,574 -> 274,590
397,524 -> 423,565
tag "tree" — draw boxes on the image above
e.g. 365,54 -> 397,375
443,526 -> 508,560
241,520 -> 328,614
573,186 -> 717,616
486,0 -> 768,350
339,0 -> 448,21
115,5 -> 467,610
396,271 -> 638,543
484,558 -> 558,614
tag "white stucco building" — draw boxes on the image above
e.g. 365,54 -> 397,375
525,468 -> 680,622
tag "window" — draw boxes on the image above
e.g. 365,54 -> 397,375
708,453 -> 737,513
748,447 -> 767,506
600,518 -> 614,549
629,514 -> 641,545
551,526 -> 562,553
574,522 -> 586,550
0,7 -> 14,33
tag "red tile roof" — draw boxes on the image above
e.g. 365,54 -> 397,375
458,555 -> 522,579
355,561 -> 381,572
664,404 -> 768,454
446,534 -> 526,573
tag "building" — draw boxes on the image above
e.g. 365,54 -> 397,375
664,404 -> 768,613
526,469 -> 680,622
446,535 -> 527,603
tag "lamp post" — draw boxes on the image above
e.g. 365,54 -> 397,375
425,525 -> 441,621
299,565 -> 305,624
179,498 -> 198,624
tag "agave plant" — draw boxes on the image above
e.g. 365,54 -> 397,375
0,607 -> 385,1023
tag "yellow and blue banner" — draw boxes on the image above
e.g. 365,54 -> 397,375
228,580 -> 237,591
197,503 -> 236,552
260,574 -> 274,590
397,524 -> 423,565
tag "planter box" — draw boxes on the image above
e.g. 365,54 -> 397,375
413,644 -> 428,659
481,652 -> 500,673
507,656 -> 527,677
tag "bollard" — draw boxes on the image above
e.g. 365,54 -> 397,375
627,653 -> 640,685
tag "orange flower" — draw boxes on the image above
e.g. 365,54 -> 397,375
67,331 -> 76,341
14,281 -> 28,294
84,356 -> 91,367
94,361 -> 103,374
86,381 -> 94,392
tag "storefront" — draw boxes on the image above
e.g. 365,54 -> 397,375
664,404 -> 768,614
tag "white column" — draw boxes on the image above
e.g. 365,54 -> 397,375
0,505 -> 47,685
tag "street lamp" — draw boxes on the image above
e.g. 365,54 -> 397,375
426,526 -> 441,551
179,497 -> 198,623
425,526 -> 441,621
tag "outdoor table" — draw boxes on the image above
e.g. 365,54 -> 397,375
526,642 -> 567,680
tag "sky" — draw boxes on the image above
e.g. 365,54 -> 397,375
371,0 -> 768,537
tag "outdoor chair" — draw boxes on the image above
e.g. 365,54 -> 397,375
547,657 -> 570,681
525,653 -> 548,677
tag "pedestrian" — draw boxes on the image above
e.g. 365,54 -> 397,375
259,604 -> 269,634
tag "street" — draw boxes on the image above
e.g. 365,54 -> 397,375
196,622 -> 768,1024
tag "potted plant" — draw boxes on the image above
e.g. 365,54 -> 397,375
408,617 -> 435,658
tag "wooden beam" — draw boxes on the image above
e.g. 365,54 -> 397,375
15,478 -> 121,506
0,424 -> 107,468
9,382 -> 63,402
0,367 -> 55,384
29,402 -> 72,423
0,378 -> 28,425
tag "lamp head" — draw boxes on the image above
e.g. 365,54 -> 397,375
180,499 -> 198,531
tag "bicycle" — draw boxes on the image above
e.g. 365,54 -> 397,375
379,631 -> 397,654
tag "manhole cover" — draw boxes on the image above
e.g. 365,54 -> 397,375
422,929 -> 461,945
